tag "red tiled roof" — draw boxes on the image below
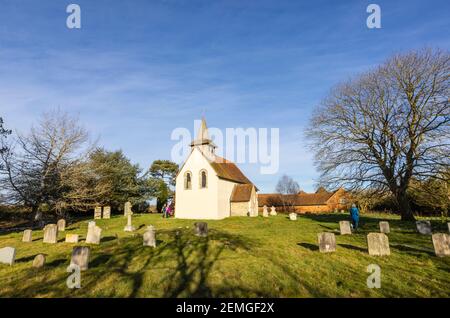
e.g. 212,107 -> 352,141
258,190 -> 336,207
230,184 -> 254,202
210,156 -> 254,185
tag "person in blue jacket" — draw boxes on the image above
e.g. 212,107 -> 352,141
350,203 -> 360,230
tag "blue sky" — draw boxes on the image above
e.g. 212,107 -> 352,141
0,0 -> 449,192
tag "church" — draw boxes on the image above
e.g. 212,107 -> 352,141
175,118 -> 258,219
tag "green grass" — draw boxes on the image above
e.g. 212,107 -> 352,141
0,213 -> 449,297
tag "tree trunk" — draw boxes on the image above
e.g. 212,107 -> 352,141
396,193 -> 415,221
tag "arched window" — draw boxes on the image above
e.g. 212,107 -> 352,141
184,171 -> 192,190
199,170 -> 207,189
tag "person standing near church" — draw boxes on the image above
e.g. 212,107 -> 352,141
350,203 -> 360,230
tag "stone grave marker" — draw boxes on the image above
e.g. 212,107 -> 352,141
32,254 -> 46,268
194,222 -> 208,237
94,206 -> 102,219
124,201 -> 132,216
124,212 -> 135,232
339,221 -> 352,235
70,246 -> 90,271
143,225 -> 156,247
270,206 -> 277,216
22,229 -> 32,242
57,219 -> 66,231
416,221 -> 432,235
65,234 -> 79,243
289,213 -> 297,221
43,224 -> 58,244
432,233 -> 450,257
103,206 -> 111,219
262,205 -> 269,217
86,224 -> 102,244
447,222 -> 450,233
0,247 -> 16,266
379,221 -> 390,234
318,233 -> 336,253
367,233 -> 390,256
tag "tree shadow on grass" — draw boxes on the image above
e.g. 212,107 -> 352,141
297,243 -> 319,251
338,244 -> 366,253
390,244 -> 435,256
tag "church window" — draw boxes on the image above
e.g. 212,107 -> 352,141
184,171 -> 192,190
200,170 -> 207,188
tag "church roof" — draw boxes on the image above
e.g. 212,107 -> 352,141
230,184 -> 255,202
210,156 -> 255,186
258,190 -> 338,207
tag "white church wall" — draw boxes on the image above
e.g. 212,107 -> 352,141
175,148 -> 221,219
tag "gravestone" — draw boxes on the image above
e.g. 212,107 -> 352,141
124,201 -> 132,216
0,247 -> 16,265
43,224 -> 58,244
22,229 -> 32,242
416,220 -> 432,235
379,221 -> 390,234
367,233 -> 390,256
318,233 -> 336,253
448,222 -> 450,233
32,254 -> 45,268
262,205 -> 269,217
431,233 -> 450,257
194,222 -> 208,237
57,219 -> 66,231
103,206 -> 111,219
270,206 -> 277,216
339,221 -> 352,235
143,225 -> 156,247
65,234 -> 79,243
289,213 -> 297,221
124,212 -> 135,232
70,246 -> 90,271
94,206 -> 102,219
86,224 -> 102,244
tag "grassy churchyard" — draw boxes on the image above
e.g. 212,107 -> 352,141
0,213 -> 449,298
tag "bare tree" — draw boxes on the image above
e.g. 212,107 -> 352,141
0,110 -> 89,221
306,49 -> 449,221
275,174 -> 300,212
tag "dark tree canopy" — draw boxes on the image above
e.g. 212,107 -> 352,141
306,49 -> 449,220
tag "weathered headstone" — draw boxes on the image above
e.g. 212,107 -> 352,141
22,229 -> 32,242
0,247 -> 16,265
103,206 -> 111,219
379,221 -> 390,234
367,233 -> 390,256
86,224 -> 102,244
194,222 -> 208,237
143,225 -> 156,247
94,206 -> 102,219
43,224 -> 58,244
32,254 -> 45,268
124,212 -> 135,232
447,222 -> 450,233
65,234 -> 79,243
416,220 -> 432,235
124,201 -> 132,216
432,233 -> 450,257
339,221 -> 352,235
57,219 -> 66,231
70,246 -> 90,271
318,233 -> 336,253
262,205 -> 269,217
270,206 -> 277,216
289,213 -> 297,221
